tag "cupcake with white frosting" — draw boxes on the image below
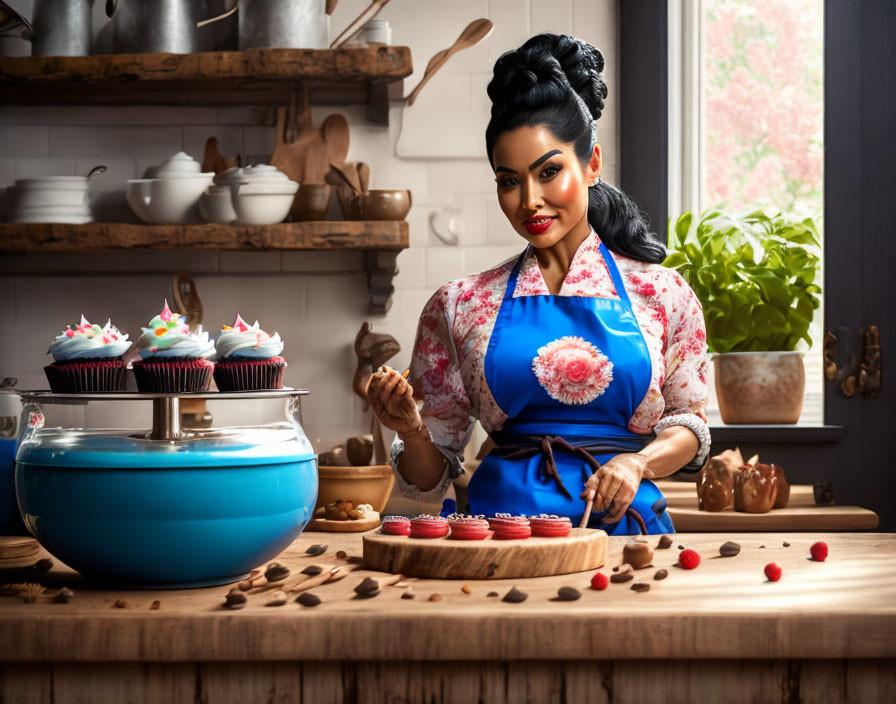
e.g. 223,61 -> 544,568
213,314 -> 286,391
131,301 -> 216,392
44,316 -> 131,392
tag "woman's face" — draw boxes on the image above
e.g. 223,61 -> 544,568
492,125 -> 601,249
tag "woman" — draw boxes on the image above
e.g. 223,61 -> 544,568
367,33 -> 710,535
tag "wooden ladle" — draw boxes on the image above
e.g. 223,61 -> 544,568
405,18 -> 494,106
330,0 -> 390,49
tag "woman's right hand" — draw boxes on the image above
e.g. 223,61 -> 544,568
365,365 -> 423,434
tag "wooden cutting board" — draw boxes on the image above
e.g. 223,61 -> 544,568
656,481 -> 879,531
362,527 -> 607,580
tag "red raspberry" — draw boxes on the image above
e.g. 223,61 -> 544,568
764,562 -> 782,582
810,541 -> 828,562
590,572 -> 609,590
678,548 -> 701,570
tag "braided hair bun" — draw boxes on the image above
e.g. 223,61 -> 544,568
487,34 -> 607,122
484,33 -> 665,264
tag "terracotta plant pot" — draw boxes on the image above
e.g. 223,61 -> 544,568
713,351 -> 805,424
315,464 -> 395,513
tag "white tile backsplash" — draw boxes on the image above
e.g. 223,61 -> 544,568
0,1 -> 619,446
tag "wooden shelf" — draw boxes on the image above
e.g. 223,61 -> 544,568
0,221 -> 408,314
0,47 -> 413,124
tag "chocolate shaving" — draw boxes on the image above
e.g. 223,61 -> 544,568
610,566 -> 633,583
306,544 -> 328,556
296,592 -> 321,607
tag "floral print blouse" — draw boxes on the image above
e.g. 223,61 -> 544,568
393,229 -> 711,500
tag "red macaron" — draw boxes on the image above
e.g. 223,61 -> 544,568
488,515 -> 532,540
381,515 -> 411,536
409,515 -> 450,539
529,514 -> 572,538
448,515 -> 491,540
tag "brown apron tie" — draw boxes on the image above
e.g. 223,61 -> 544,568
491,434 -> 648,534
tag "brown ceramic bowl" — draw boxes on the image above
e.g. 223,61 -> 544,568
336,186 -> 412,221
315,464 -> 395,513
290,183 -> 331,221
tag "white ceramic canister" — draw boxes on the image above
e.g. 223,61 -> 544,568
346,19 -> 391,46
222,164 -> 298,225
10,176 -> 94,223
126,152 -> 213,224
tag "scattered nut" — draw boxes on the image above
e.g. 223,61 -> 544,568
759,545 -> 766,549
306,544 -> 328,556
336,551 -> 347,560
502,587 -> 528,603
266,591 -> 288,606
149,600 -> 160,610
354,577 -> 380,598
32,558 -> 53,573
656,535 -> 674,550
301,565 -> 324,577
428,593 -> 443,602
678,545 -> 685,550
224,590 -> 247,610
264,562 -> 290,582
53,587 -> 74,604
783,541 -> 790,547
296,592 -> 321,607
487,591 -> 499,597
611,566 -> 634,583
112,599 -> 130,609
556,586 -> 581,601
653,569 -> 668,581
461,584 -> 472,595
719,541 -> 741,558
401,588 -> 415,600
631,583 -> 650,593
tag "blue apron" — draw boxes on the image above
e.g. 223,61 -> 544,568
468,240 -> 674,535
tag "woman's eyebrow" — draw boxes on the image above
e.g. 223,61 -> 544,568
494,149 -> 563,174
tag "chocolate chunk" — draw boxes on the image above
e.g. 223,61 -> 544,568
813,481 -> 833,505
354,577 -> 380,597
503,587 -> 528,603
401,591 -> 415,600
33,558 -> 53,573
53,587 -> 74,604
428,593 -> 443,602
612,566 -> 619,572
631,583 -> 650,593
759,545 -> 766,549
653,569 -> 668,581
678,545 -> 685,550
783,541 -> 790,547
556,586 -> 581,601
264,562 -> 290,582
610,566 -> 634,583
657,534 -> 674,550
335,550 -> 347,560
224,591 -> 246,609
301,565 -> 323,576
149,600 -> 160,610
719,541 -> 741,557
113,599 -> 129,609
487,591 -> 499,597
306,544 -> 328,556
296,592 -> 321,607
266,591 -> 288,606
623,541 -> 654,569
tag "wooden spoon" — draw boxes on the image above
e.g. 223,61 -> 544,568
330,0 -> 390,49
330,161 -> 362,194
357,162 -> 370,195
405,18 -> 494,106
322,113 -> 350,167
325,0 -> 339,15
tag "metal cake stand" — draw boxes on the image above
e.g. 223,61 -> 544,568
18,388 -> 310,441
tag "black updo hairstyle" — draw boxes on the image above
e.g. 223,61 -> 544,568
485,33 -> 666,263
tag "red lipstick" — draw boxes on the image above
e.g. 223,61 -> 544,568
523,215 -> 557,235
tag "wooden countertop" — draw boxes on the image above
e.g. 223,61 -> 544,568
2,532 -> 894,662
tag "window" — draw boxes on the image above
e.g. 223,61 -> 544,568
668,0 -> 825,424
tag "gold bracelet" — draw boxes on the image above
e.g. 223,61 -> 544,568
397,421 -> 427,442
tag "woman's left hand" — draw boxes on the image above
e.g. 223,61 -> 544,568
580,453 -> 650,524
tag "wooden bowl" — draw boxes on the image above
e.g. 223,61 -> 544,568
315,464 -> 395,513
336,186 -> 412,221
290,183 -> 331,221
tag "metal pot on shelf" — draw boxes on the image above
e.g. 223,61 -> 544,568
199,0 -> 338,50
31,0 -> 91,56
105,0 -> 210,53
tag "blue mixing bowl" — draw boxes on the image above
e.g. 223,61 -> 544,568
15,423 -> 317,588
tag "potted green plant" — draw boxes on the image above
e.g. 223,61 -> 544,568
664,210 -> 822,424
